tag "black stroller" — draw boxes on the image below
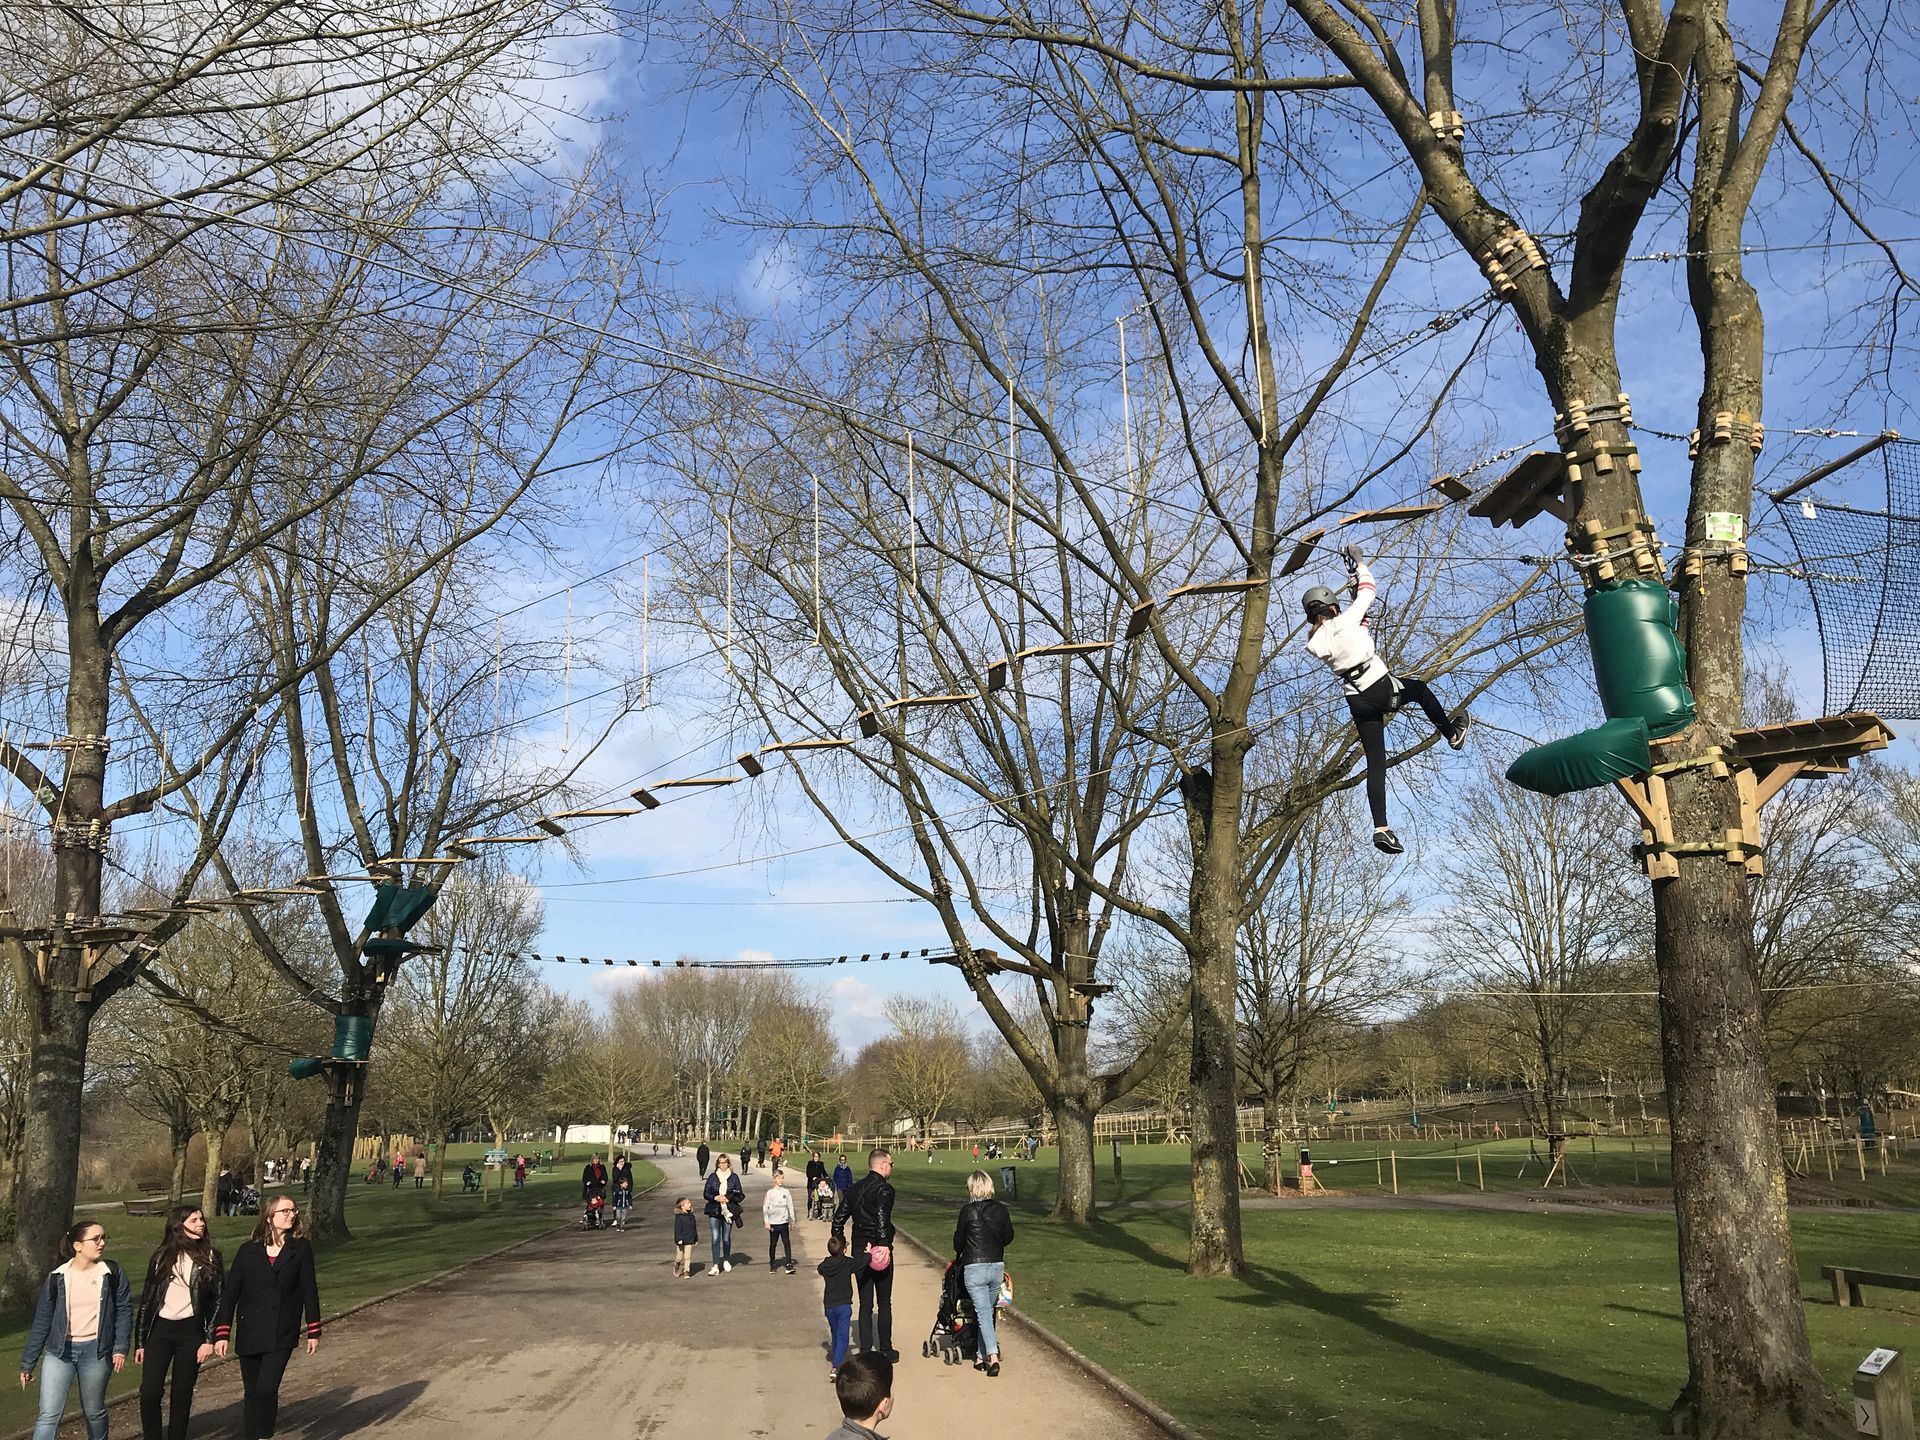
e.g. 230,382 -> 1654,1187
920,1261 -> 979,1365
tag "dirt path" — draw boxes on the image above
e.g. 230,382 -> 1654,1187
59,1156 -> 1162,1440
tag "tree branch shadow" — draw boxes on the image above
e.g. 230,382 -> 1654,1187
1236,1265 -> 1660,1420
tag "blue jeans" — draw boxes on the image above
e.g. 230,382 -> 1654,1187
825,1304 -> 852,1368
33,1348 -> 111,1440
964,1262 -> 1005,1361
708,1213 -> 732,1265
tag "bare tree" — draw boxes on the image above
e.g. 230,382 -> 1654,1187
0,20 -> 650,1305
687,0 -> 1570,1272
381,867 -> 554,1196
878,997 -> 972,1135
1436,781 -> 1645,1166
1237,804 -> 1408,1191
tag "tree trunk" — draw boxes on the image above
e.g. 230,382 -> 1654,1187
1052,1090 -> 1097,1222
431,1131 -> 447,1199
1543,1083 -> 1565,1167
308,1063 -> 366,1242
200,1128 -> 224,1219
1182,758 -> 1247,1278
168,1129 -> 191,1206
1656,867 -> 1837,1438
0,997 -> 94,1311
1261,1092 -> 1285,1195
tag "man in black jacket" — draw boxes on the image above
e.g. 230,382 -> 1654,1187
831,1147 -> 897,1361
696,1142 -> 710,1179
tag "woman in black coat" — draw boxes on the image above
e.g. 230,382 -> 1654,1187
134,1203 -> 224,1440
213,1197 -> 321,1440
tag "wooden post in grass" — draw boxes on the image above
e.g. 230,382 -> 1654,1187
1853,1348 -> 1913,1440
1827,1139 -> 1837,1182
1857,1138 -> 1867,1181
1390,1152 -> 1398,1196
1375,1152 -> 1382,1188
1455,1154 -> 1462,1184
1477,1150 -> 1485,1191
1632,1136 -> 1640,1185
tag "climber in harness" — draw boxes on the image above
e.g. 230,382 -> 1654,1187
1304,544 -> 1470,855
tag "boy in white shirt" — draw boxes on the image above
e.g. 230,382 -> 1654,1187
763,1168 -> 797,1274
1304,545 -> 1469,854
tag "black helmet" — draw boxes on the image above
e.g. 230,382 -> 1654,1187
1301,585 -> 1339,617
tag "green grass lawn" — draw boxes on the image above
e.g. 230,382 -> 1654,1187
888,1147 -> 1919,1439
0,1148 -> 659,1434
890,1138 -> 1920,1209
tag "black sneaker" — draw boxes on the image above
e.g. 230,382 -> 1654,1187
886,1350 -> 901,1364
1446,714 -> 1471,750
1373,828 -> 1404,855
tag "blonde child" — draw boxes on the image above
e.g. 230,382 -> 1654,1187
671,1197 -> 698,1278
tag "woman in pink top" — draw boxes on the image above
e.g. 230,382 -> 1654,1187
19,1219 -> 133,1440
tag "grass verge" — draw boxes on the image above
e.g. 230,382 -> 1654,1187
888,1148 -> 1918,1439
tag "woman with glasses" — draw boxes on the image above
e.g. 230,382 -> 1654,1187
18,1219 -> 133,1439
133,1205 -> 224,1440
213,1198 -> 321,1440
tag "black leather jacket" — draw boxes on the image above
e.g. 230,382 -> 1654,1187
952,1199 -> 1014,1266
135,1247 -> 225,1347
832,1171 -> 896,1247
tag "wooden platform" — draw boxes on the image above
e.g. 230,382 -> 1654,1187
1616,712 -> 1893,879
1467,451 -> 1572,529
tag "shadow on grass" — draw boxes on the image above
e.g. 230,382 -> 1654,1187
1066,1290 -> 1180,1326
1235,1264 -> 1662,1420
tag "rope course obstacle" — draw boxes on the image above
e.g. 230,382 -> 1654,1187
1772,432 -> 1920,719
1470,394 -> 1896,878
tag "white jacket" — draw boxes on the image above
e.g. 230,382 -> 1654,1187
1305,562 -> 1388,695
762,1183 -> 795,1225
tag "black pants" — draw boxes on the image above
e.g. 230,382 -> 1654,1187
238,1347 -> 293,1439
854,1240 -> 893,1354
1348,674 -> 1451,827
768,1222 -> 791,1267
139,1315 -> 204,1440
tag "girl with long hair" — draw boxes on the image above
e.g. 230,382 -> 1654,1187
213,1197 -> 321,1440
133,1205 -> 224,1440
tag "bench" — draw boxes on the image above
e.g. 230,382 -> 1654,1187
122,1198 -> 167,1217
1822,1265 -> 1920,1308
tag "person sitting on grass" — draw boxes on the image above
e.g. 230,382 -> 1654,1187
824,1352 -> 893,1440
1302,543 -> 1469,856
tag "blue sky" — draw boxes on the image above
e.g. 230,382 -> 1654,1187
462,10 -> 1920,1050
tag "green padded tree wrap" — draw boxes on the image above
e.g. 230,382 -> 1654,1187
332,1014 -> 373,1062
1506,716 -> 1652,796
1584,579 -> 1696,737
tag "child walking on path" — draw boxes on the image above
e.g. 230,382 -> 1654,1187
816,1237 -> 869,1381
763,1169 -> 796,1274
671,1199 -> 698,1278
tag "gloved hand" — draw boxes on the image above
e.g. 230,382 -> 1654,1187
1341,542 -> 1363,572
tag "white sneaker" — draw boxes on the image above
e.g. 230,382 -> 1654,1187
707,1264 -> 720,1276
723,1259 -> 733,1272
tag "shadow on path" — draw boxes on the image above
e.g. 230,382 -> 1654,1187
192,1380 -> 430,1437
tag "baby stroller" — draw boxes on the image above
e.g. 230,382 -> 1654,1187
920,1261 -> 979,1365
582,1193 -> 607,1230
809,1179 -> 835,1221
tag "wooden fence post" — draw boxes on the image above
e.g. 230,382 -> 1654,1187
1476,1150 -> 1485,1191
1390,1152 -> 1399,1196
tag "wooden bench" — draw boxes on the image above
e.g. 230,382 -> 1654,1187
121,1198 -> 167,1217
1822,1265 -> 1920,1308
